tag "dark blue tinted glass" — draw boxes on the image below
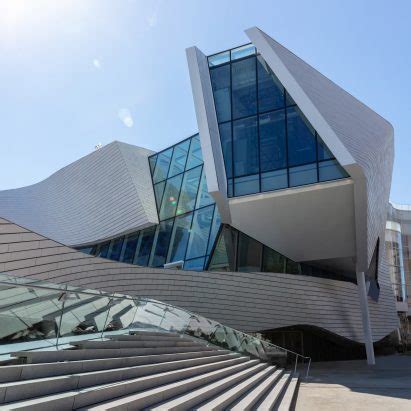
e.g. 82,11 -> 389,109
210,65 -> 231,123
317,137 -> 334,161
233,116 -> 259,177
135,227 -> 156,266
257,56 -> 284,112
237,232 -> 262,272
97,242 -> 110,258
231,57 -> 257,119
285,90 -> 296,106
319,160 -> 348,181
289,163 -> 318,187
153,148 -> 173,183
234,174 -> 259,196
219,122 -> 233,178
207,209 -> 221,255
108,237 -> 124,261
227,178 -> 233,197
176,165 -> 202,215
184,257 -> 206,271
122,233 -> 139,264
287,107 -> 317,167
150,220 -> 174,267
259,110 -> 286,172
262,247 -> 286,272
261,169 -> 288,192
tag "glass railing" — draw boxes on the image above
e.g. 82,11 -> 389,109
0,272 -> 311,376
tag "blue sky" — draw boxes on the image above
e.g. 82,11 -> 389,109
1,0 -> 410,203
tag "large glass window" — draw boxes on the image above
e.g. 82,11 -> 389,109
135,227 -> 156,266
168,140 -> 190,178
186,205 -> 214,260
259,110 -> 286,172
108,237 -> 124,261
176,166 -> 202,215
153,148 -> 172,183
210,65 -> 231,123
159,174 -> 183,220
233,116 -> 259,177
186,135 -> 203,169
122,233 -> 139,264
209,50 -> 349,198
286,106 -> 317,167
149,220 -> 174,267
237,232 -> 262,272
232,57 -> 257,119
257,56 -> 284,112
167,213 -> 193,263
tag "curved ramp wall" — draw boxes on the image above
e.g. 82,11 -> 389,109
0,217 -> 399,344
0,142 -> 158,246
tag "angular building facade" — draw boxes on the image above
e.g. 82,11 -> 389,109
0,28 -> 402,362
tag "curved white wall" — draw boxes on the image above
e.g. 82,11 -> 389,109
0,217 -> 399,343
0,141 -> 158,246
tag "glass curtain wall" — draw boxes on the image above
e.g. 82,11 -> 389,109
208,44 -> 349,197
208,224 -> 355,282
80,134 -> 221,272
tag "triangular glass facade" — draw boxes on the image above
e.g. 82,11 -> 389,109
208,44 -> 349,197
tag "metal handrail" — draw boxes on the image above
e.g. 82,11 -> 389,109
0,273 -> 312,377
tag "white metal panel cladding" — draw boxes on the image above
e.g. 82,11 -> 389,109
0,217 -> 399,343
0,142 -> 158,246
245,27 -> 394,272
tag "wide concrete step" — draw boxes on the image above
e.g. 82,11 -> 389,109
70,340 -> 198,349
3,357 -> 252,409
13,345 -> 215,363
152,362 -> 268,411
256,372 -> 292,411
82,359 -> 260,411
196,365 -> 276,411
108,334 -> 187,342
0,350 -> 232,383
129,331 -> 180,338
277,373 -> 299,411
230,368 -> 284,411
0,353 -> 240,404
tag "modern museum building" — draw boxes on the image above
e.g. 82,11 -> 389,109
0,27 -> 408,364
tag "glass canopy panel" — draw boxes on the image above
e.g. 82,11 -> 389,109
210,65 -> 231,123
153,148 -> 173,183
232,57 -> 257,119
168,139 -> 190,178
176,165 -> 202,215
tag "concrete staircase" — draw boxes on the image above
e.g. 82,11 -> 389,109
0,331 -> 299,410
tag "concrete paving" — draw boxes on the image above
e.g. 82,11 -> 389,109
296,354 -> 411,411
